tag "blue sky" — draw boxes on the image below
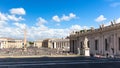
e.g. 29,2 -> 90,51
0,0 -> 120,40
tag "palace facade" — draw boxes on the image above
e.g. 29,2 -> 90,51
0,37 -> 24,48
50,38 -> 70,51
35,38 -> 70,51
34,40 -> 43,48
69,21 -> 120,56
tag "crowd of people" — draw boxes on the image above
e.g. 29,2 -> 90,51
0,47 -> 71,56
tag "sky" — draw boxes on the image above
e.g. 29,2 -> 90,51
0,0 -> 120,41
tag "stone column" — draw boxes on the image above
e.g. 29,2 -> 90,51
109,34 -> 114,56
54,42 -> 56,48
113,33 -> 117,55
70,40 -> 74,53
77,38 -> 80,55
75,40 -> 78,54
70,40 -> 72,52
101,35 -> 105,55
99,34 -> 104,55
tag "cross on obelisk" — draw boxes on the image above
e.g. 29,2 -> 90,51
24,28 -> 27,51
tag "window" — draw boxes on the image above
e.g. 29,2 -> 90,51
8,41 -> 15,43
80,42 -> 83,48
105,39 -> 108,51
119,38 -> 120,50
95,40 -> 98,50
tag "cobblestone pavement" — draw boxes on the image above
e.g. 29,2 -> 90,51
0,47 -> 73,56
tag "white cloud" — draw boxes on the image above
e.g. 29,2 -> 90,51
95,15 -> 107,22
0,12 -> 8,21
110,2 -> 120,7
61,15 -> 70,21
21,24 -> 86,40
70,25 -> 81,31
0,20 -> 86,41
0,12 -> 8,27
52,13 -> 76,22
0,9 -> 85,41
27,27 -> 69,40
0,10 -> 25,22
61,13 -> 76,21
13,22 -> 27,29
36,17 -> 47,26
116,18 -> 120,23
9,8 -> 26,15
37,25 -> 48,31
7,15 -> 24,21
102,18 -> 120,26
70,13 -> 76,18
0,21 -> 7,28
0,25 -> 24,39
52,15 -> 60,22
0,12 -> 84,41
0,8 -> 26,39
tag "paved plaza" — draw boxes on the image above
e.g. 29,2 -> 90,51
0,47 -> 71,56
0,47 -> 119,68
0,57 -> 120,68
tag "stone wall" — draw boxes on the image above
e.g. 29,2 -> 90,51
70,21 -> 120,56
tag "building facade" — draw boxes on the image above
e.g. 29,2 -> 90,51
0,37 -> 24,48
51,39 -> 70,51
34,40 -> 43,48
70,21 -> 120,56
42,39 -> 52,48
41,38 -> 70,51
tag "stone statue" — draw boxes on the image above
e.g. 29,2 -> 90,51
82,36 -> 90,56
111,21 -> 114,26
83,36 -> 88,48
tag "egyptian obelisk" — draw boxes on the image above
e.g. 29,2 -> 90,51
24,29 -> 27,51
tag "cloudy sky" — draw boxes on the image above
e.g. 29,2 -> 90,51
0,0 -> 120,41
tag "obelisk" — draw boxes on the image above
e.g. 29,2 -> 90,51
24,29 -> 27,51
